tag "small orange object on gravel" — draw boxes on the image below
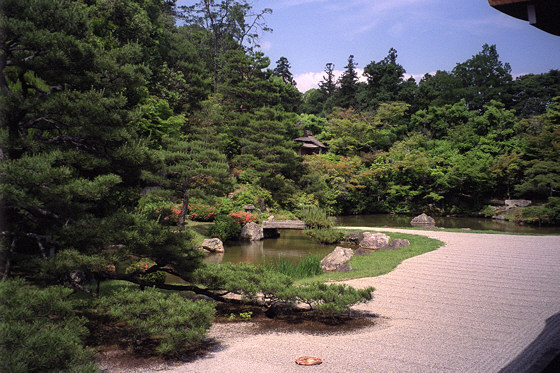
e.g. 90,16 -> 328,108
295,356 -> 323,366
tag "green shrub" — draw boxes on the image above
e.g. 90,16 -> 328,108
208,215 -> 242,241
481,205 -> 496,218
139,200 -> 181,225
212,196 -> 236,215
517,198 -> 560,225
125,258 -> 166,284
297,206 -> 332,228
0,278 -> 97,373
194,263 -> 373,316
286,282 -> 374,316
304,228 -> 344,244
97,287 -> 215,356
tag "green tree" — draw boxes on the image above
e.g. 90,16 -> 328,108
178,0 -> 272,93
510,70 -> 560,117
416,70 -> 463,109
361,48 -> 411,110
335,54 -> 359,109
273,56 -> 296,86
301,88 -> 327,115
452,44 -> 512,111
319,62 -> 337,97
218,49 -> 279,111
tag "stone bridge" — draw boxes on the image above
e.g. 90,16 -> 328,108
261,220 -> 306,230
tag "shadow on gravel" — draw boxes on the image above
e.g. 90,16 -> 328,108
499,312 -> 560,373
252,309 -> 382,336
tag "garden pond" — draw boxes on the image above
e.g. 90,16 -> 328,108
208,214 -> 560,265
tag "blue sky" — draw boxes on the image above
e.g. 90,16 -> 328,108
177,0 -> 560,92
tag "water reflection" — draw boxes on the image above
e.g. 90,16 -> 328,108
205,230 -> 335,265
204,214 -> 560,266
336,214 -> 560,235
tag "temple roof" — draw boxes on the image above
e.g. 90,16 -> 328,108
294,130 -> 327,148
489,0 -> 560,36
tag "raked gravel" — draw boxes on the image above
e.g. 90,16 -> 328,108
155,228 -> 560,373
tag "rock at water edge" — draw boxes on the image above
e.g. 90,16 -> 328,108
200,238 -> 224,253
240,222 -> 264,241
321,246 -> 354,272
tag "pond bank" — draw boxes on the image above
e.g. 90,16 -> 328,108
165,229 -> 560,372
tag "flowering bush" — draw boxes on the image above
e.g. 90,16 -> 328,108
125,259 -> 166,284
229,211 -> 258,225
188,204 -> 217,221
140,201 -> 180,225
157,203 -> 181,224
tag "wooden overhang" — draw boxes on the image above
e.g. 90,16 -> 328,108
489,0 -> 560,36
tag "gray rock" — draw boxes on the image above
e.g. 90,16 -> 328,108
410,213 -> 436,226
240,222 -> 264,241
200,238 -> 224,253
359,232 -> 391,249
321,246 -> 354,272
390,238 -> 410,249
347,232 -> 362,243
505,199 -> 531,209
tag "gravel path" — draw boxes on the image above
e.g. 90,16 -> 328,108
166,229 -> 560,373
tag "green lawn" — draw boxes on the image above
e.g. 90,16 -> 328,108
298,232 -> 443,284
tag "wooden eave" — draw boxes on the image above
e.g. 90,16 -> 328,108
489,0 -> 560,36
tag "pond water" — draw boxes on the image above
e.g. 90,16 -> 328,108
207,214 -> 560,265
336,214 -> 560,235
207,230 -> 336,265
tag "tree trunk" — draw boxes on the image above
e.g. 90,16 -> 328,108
177,183 -> 190,229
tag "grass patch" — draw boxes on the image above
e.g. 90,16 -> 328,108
187,221 -> 213,245
298,232 -> 443,284
265,255 -> 323,279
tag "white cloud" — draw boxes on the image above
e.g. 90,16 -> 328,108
259,41 -> 272,51
404,72 -> 433,83
295,68 -> 366,92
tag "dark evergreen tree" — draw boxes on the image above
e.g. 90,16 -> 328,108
361,48 -> 414,110
335,55 -> 359,109
416,70 -> 463,109
0,0 -> 200,287
510,70 -> 560,117
273,56 -> 296,86
452,44 -> 513,111
319,62 -> 337,96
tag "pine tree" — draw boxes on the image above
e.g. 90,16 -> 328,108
335,55 -> 359,109
319,62 -> 337,96
273,56 -> 296,86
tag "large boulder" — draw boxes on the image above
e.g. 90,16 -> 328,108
200,238 -> 224,253
505,199 -> 531,209
410,213 -> 436,226
321,246 -> 354,272
359,232 -> 391,249
240,222 -> 264,241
